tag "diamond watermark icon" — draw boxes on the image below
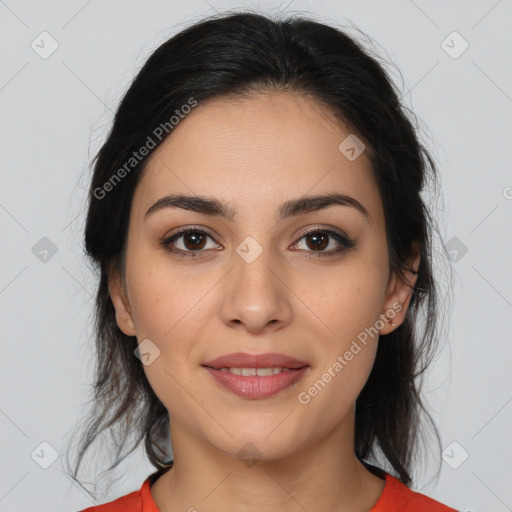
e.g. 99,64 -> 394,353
236,236 -> 263,264
31,441 -> 59,469
441,31 -> 469,59
31,31 -> 59,59
445,236 -> 468,263
236,442 -> 262,468
442,441 -> 469,469
338,134 -> 365,161
134,338 -> 161,366
32,237 -> 58,263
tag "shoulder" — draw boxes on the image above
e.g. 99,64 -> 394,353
78,477 -> 158,512
371,473 -> 458,512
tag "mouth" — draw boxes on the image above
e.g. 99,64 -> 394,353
201,352 -> 310,399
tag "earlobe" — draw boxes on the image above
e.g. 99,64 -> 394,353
108,271 -> 136,336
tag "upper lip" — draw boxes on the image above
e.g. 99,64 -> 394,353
202,352 -> 309,370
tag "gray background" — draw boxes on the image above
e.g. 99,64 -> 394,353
1,0 -> 511,511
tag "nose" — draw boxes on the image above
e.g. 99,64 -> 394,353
218,240 -> 293,334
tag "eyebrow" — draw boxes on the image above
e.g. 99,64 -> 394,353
144,193 -> 372,225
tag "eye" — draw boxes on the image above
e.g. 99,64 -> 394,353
161,226 -> 354,259
291,228 -> 354,257
161,226 -> 220,258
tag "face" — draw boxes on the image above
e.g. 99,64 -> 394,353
109,91 -> 418,462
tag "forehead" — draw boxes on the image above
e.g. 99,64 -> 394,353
132,91 -> 382,224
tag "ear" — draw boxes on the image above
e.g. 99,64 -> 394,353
378,242 -> 421,335
108,267 -> 136,337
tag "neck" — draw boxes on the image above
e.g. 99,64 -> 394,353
150,415 -> 386,512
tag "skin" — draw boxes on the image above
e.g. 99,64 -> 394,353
109,91 -> 419,512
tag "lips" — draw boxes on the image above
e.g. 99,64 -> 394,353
201,352 -> 311,399
202,351 -> 309,370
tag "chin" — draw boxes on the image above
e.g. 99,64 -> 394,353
205,421 -> 306,464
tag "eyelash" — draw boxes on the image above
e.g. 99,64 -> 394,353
160,225 -> 355,259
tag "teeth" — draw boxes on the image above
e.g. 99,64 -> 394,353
218,367 -> 291,376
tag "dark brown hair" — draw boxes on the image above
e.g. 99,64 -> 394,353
64,9 -> 453,499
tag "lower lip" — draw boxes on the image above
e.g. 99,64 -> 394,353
203,366 -> 310,399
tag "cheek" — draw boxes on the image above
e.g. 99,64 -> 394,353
125,254 -> 214,382
298,335 -> 378,429
310,263 -> 386,341
127,255 -> 211,339
296,262 -> 384,409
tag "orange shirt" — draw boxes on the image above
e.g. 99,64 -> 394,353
80,472 -> 457,511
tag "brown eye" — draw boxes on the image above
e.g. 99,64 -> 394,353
293,229 -> 354,257
161,227 -> 220,258
181,231 -> 207,250
305,232 -> 329,251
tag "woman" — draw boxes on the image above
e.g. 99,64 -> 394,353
67,10 -> 457,511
